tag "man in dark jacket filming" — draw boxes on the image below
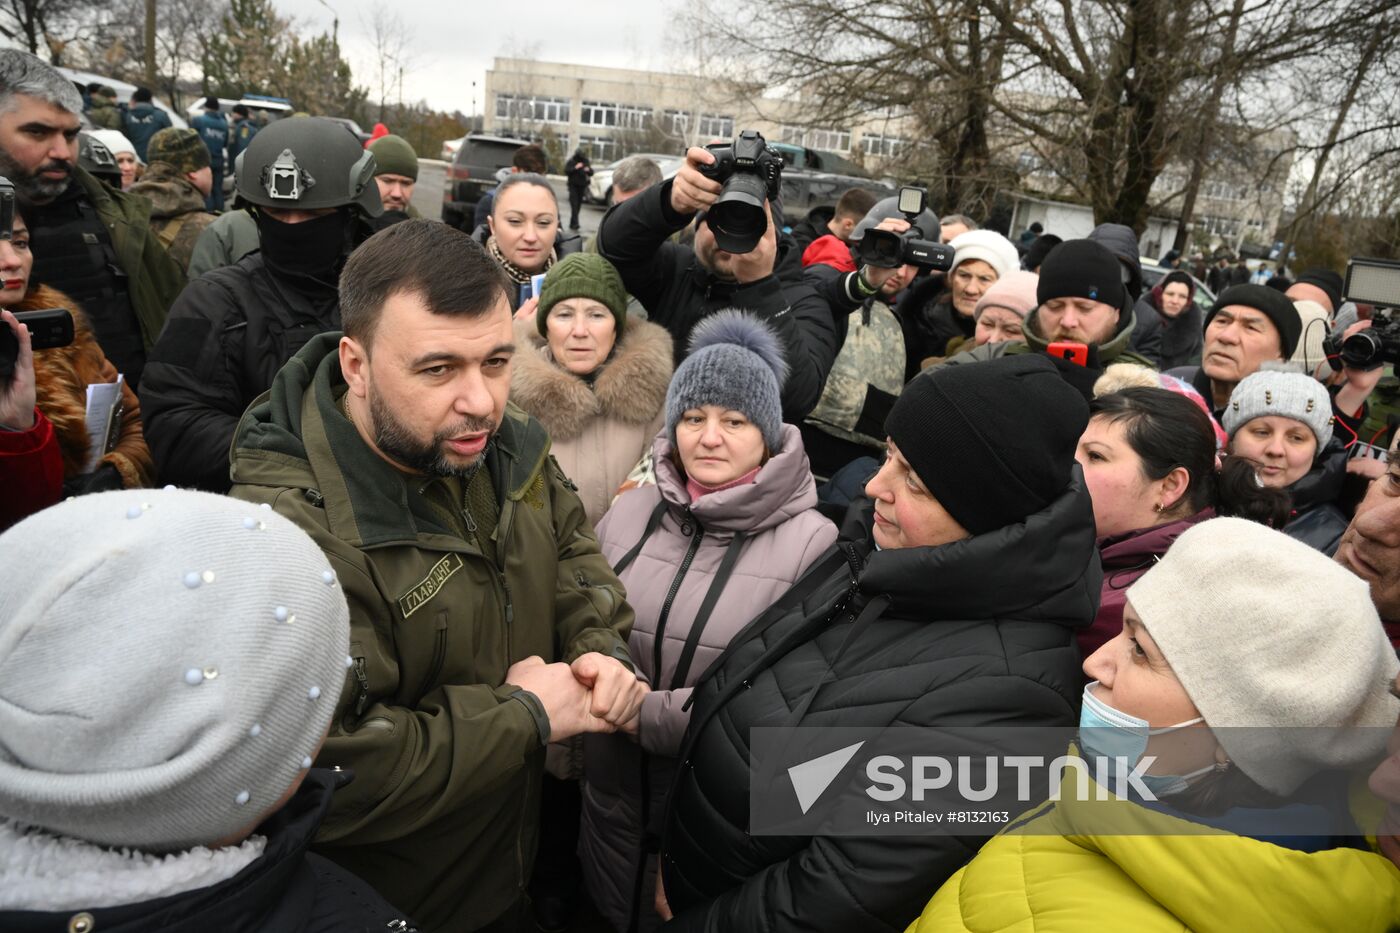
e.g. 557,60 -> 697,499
595,144 -> 839,420
140,117 -> 382,491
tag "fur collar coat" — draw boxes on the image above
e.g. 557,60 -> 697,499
510,316 -> 673,524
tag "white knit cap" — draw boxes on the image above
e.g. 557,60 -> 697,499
1127,517 -> 1399,794
1222,369 -> 1334,449
0,489 -> 350,851
1291,299 -> 1331,370
949,229 -> 1020,279
88,129 -> 140,163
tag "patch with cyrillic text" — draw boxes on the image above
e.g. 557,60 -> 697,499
398,553 -> 464,618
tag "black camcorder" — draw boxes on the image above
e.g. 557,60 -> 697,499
1323,257 -> 1400,372
697,130 -> 783,254
857,186 -> 955,271
0,175 -> 76,380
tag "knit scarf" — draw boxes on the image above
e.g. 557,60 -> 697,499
486,235 -> 554,285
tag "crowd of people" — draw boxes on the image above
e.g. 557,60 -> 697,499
3,47 -> 1400,933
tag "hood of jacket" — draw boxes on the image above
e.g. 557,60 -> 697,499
230,331 -> 552,549
509,317 -> 673,443
0,770 -> 348,932
1088,222 -> 1144,299
650,423 -> 821,535
1024,304 -> 1140,360
852,466 -> 1101,624
127,162 -> 207,219
801,233 -> 857,272
1288,438 -> 1349,513
1098,509 -> 1214,569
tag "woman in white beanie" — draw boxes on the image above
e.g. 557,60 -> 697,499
1224,369 -> 1350,554
0,489 -> 415,931
908,517 -> 1400,931
902,228 -> 1020,367
88,129 -> 142,189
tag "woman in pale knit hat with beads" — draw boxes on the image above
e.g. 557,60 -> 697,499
509,252 -> 673,526
908,517 -> 1400,931
581,310 -> 836,933
1224,368 -> 1350,554
0,489 -> 414,931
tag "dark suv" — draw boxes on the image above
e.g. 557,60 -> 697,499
442,133 -> 532,231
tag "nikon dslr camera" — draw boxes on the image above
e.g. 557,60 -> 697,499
857,186 -> 955,271
697,130 -> 784,254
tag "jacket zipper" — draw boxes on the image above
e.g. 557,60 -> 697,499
489,498 -> 525,893
652,510 -> 704,679
352,657 -> 371,717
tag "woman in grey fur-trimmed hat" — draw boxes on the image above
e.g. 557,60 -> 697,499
581,311 -> 836,932
1224,369 -> 1349,555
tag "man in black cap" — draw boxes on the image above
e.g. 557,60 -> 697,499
120,86 -> 171,162
926,238 -> 1154,396
228,103 -> 258,162
1287,268 -> 1344,320
1166,284 -> 1302,416
190,96 -> 228,211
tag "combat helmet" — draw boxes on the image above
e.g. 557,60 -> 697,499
234,117 -> 382,217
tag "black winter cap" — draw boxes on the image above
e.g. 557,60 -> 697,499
1035,238 -> 1128,317
1293,268 -> 1344,313
886,354 -> 1089,536
1022,233 -> 1061,272
1204,284 -> 1303,358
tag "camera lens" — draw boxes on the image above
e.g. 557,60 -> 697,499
1341,329 -> 1384,369
707,172 -> 768,254
858,229 -> 903,268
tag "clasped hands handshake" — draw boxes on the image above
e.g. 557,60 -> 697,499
506,652 -> 649,743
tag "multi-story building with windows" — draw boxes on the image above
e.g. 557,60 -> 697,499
483,57 -> 914,172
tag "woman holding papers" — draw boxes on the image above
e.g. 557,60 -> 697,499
0,202 -> 152,522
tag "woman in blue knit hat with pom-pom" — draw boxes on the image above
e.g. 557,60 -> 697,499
581,309 -> 836,932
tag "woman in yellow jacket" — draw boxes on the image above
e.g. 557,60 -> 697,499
909,517 -> 1400,932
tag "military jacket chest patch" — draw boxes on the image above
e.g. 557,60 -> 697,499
398,553 -> 464,618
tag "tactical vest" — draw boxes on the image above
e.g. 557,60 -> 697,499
30,186 -> 147,388
805,298 -> 906,448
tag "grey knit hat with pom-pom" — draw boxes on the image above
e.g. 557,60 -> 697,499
665,310 -> 788,452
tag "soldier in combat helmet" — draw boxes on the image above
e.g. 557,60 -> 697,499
139,117 -> 383,492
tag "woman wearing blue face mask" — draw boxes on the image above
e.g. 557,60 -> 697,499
907,517 -> 1400,932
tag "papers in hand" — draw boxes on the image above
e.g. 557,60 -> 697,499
84,375 -> 124,472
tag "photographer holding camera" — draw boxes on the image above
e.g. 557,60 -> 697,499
595,134 -> 839,420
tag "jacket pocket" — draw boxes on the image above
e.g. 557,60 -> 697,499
410,609 -> 450,703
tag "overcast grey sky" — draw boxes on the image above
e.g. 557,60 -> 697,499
273,0 -> 685,114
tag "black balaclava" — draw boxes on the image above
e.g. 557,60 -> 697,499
255,207 -> 355,288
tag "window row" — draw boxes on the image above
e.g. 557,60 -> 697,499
779,124 -> 852,153
494,94 -> 570,125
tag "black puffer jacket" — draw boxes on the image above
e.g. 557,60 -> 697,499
790,205 -> 835,256
1130,293 -> 1203,370
660,476 -> 1100,932
596,179 -> 839,421
140,254 -> 340,492
1284,440 -> 1350,556
0,770 -> 416,933
894,275 -> 962,380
